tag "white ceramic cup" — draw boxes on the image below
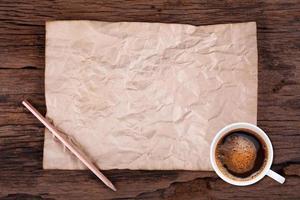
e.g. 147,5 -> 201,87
210,122 -> 285,186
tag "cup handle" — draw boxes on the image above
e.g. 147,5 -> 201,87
266,169 -> 285,184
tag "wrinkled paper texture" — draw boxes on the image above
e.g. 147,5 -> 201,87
44,21 -> 257,170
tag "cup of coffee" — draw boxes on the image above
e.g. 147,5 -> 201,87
210,122 -> 285,186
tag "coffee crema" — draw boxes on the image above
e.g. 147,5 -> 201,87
215,130 -> 268,180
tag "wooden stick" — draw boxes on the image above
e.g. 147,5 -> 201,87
22,100 -> 117,191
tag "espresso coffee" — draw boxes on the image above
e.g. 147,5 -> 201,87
215,130 -> 268,179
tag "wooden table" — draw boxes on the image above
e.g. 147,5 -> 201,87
1,1 -> 300,199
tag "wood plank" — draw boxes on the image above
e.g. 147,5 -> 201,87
0,123 -> 299,199
0,0 -> 300,199
0,1 -> 299,69
0,122 -> 298,199
135,176 -> 300,200
284,164 -> 300,176
0,171 -> 299,200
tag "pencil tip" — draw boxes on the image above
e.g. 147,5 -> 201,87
110,184 -> 117,192
106,180 -> 117,191
103,178 -> 117,191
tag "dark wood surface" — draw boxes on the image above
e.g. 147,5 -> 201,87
1,0 -> 300,199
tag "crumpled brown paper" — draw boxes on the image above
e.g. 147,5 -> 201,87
44,21 -> 257,170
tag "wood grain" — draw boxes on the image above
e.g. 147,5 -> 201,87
0,0 -> 300,199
